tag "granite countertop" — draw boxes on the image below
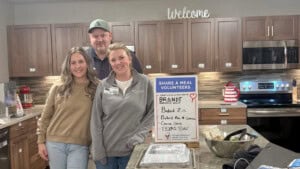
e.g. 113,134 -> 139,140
127,125 -> 269,169
0,104 -> 44,129
199,100 -> 247,108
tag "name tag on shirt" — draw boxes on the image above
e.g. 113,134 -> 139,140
104,87 -> 119,95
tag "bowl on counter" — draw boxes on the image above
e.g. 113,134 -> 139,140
203,127 -> 257,158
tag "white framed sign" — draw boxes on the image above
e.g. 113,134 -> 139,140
154,75 -> 198,142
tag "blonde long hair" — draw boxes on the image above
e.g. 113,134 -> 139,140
58,47 -> 99,99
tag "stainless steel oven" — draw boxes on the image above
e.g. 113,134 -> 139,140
239,78 -> 300,152
243,40 -> 298,70
0,127 -> 10,169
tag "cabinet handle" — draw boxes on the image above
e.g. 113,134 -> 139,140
220,119 -> 228,125
198,63 -> 205,68
145,65 -> 152,69
29,68 -> 36,72
171,64 -> 178,69
271,26 -> 274,37
218,112 -> 229,116
225,62 -> 232,68
267,26 -> 270,37
19,148 -> 23,153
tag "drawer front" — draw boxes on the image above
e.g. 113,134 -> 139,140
9,119 -> 30,139
199,119 -> 247,125
199,108 -> 246,124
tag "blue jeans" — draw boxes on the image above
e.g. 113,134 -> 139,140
95,155 -> 131,169
46,141 -> 89,169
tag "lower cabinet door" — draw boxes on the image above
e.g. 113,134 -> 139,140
10,135 -> 29,169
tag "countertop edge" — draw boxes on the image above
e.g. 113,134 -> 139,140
0,105 -> 44,130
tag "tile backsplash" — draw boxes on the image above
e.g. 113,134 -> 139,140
10,69 -> 300,105
11,76 -> 60,105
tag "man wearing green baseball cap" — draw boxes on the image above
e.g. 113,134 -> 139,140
86,18 -> 143,80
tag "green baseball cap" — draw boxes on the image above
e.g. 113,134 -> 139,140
88,19 -> 110,33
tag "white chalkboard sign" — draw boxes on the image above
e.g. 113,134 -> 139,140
154,75 -> 199,142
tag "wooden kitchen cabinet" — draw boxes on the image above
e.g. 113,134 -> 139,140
10,134 -> 29,169
9,116 -> 47,169
199,108 -> 246,125
135,18 -> 241,74
9,120 -> 30,169
110,21 -> 135,45
7,24 -> 52,77
135,21 -> 162,73
215,18 -> 242,72
83,21 -> 135,46
51,23 -> 87,75
27,116 -> 47,169
161,20 -> 188,73
243,15 -> 298,41
188,18 -> 215,72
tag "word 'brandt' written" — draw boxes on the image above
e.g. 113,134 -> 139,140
159,96 -> 182,104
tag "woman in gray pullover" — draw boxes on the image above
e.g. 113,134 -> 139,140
90,43 -> 154,169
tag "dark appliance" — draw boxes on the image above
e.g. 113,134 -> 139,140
243,40 -> 299,70
0,128 -> 10,169
239,78 -> 300,152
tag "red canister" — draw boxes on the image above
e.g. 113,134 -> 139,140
223,81 -> 240,102
19,85 -> 33,108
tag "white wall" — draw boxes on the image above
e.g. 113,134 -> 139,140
0,0 -> 13,83
0,83 -> 4,114
13,0 -> 300,24
0,0 -> 13,110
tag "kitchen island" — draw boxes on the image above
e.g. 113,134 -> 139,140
126,125 -> 269,169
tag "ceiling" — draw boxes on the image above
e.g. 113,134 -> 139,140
9,0 -> 116,3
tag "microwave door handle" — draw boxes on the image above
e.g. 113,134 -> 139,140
271,26 -> 274,37
282,40 -> 287,68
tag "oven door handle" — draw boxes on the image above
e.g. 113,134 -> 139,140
248,110 -> 284,114
248,108 -> 300,115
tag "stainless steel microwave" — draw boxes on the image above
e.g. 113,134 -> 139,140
243,40 -> 299,70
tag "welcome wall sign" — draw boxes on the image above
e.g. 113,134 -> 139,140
167,6 -> 210,20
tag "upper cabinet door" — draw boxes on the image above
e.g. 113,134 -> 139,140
135,21 -> 162,73
188,18 -> 215,72
243,16 -> 268,41
215,18 -> 242,72
162,20 -> 188,73
7,25 -> 52,77
51,23 -> 86,75
110,22 -> 135,45
243,15 -> 298,41
271,15 -> 298,40
82,23 -> 90,47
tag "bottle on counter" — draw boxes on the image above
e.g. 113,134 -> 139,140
292,79 -> 298,103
